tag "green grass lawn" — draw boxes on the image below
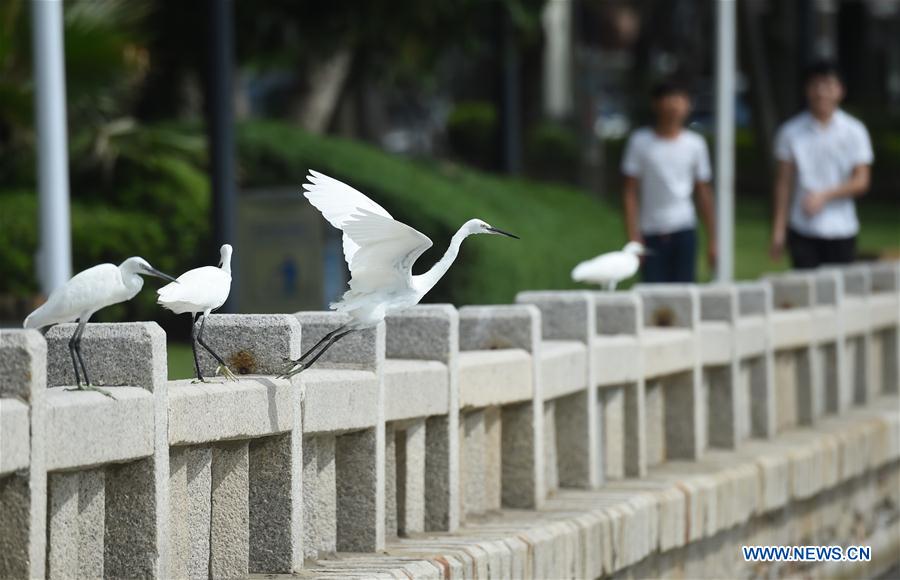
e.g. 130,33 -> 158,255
168,342 -> 196,380
703,197 -> 899,282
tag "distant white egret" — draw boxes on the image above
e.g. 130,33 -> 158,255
24,257 -> 178,396
571,241 -> 647,291
279,170 -> 518,377
157,244 -> 237,382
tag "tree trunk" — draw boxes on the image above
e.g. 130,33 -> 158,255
289,49 -> 353,135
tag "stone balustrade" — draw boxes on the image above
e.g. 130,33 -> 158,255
1,261 -> 898,579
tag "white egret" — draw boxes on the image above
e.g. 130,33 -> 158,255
23,257 -> 178,396
571,241 -> 647,291
157,244 -> 237,382
279,170 -> 518,377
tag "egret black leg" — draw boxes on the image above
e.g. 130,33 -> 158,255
282,329 -> 354,378
197,314 -> 236,380
66,320 -> 114,398
293,325 -> 348,365
191,313 -> 205,382
73,319 -> 90,385
68,326 -> 83,387
278,324 -> 349,377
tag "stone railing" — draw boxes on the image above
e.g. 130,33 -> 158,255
1,261 -> 898,579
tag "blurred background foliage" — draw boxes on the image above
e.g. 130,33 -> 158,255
1,0 -> 898,332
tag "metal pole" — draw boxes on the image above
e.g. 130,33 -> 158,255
207,0 -> 238,311
501,8 -> 522,174
31,0 -> 72,293
715,0 -> 737,282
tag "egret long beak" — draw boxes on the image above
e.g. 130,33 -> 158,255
486,227 -> 520,239
145,266 -> 179,283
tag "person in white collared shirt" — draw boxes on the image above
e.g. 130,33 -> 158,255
770,61 -> 874,269
621,79 -> 716,283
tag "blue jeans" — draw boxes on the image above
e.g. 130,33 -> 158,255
641,228 -> 697,283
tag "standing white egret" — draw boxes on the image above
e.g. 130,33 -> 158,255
23,257 -> 178,396
279,170 -> 519,377
571,241 -> 647,291
157,244 -> 237,383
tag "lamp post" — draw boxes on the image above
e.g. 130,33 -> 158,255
715,0 -> 737,282
207,0 -> 238,310
31,0 -> 73,294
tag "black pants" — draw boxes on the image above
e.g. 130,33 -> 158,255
642,228 -> 697,283
788,229 -> 856,270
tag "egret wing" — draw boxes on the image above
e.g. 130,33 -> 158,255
572,251 -> 638,283
340,208 -> 433,294
302,170 -> 393,265
157,266 -> 231,313
24,264 -> 121,328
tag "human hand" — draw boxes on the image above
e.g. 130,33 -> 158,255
802,190 -> 829,216
707,241 -> 717,270
769,230 -> 785,262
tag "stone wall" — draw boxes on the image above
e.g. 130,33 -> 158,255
1,261 -> 898,579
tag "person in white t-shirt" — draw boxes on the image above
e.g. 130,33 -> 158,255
770,60 -> 874,269
621,80 -> 716,283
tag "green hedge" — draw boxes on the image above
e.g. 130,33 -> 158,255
445,101 -> 498,169
0,191 -> 172,321
237,120 -> 625,305
1,150 -> 210,323
525,120 -> 580,182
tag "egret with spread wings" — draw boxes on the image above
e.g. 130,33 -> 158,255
280,170 -> 518,377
